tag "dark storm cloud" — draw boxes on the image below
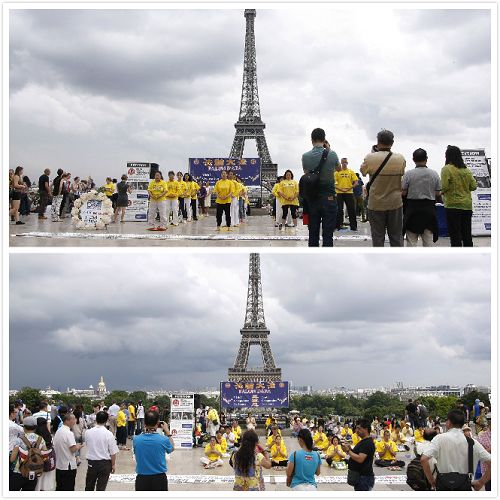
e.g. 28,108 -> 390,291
9,254 -> 491,391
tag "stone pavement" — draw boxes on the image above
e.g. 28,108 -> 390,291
73,435 -> 413,491
9,212 -> 491,247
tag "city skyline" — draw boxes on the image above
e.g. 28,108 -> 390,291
10,8 -> 491,183
10,253 -> 491,390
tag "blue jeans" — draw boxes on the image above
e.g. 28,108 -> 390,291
354,475 -> 375,491
308,195 -> 337,247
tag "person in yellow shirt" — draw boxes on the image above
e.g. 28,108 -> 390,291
207,406 -> 220,436
226,170 -> 240,227
163,170 -> 180,226
182,173 -> 194,221
176,171 -> 188,222
391,424 -> 409,451
414,426 -> 425,443
265,416 -> 273,432
127,402 -> 136,437
231,420 -> 242,447
200,436 -> 223,468
277,170 -> 299,229
325,435 -> 347,469
313,426 -> 329,452
147,171 -> 168,230
374,430 -> 405,468
270,434 -> 288,468
402,421 -> 414,438
214,170 -> 233,230
116,403 -> 129,450
334,157 -> 359,231
341,423 -> 353,440
189,176 -> 200,221
271,176 -> 284,227
103,177 -> 115,200
266,426 -> 282,449
351,431 -> 361,446
236,177 -> 247,224
216,430 -> 230,457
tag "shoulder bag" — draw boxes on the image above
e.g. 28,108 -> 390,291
435,436 -> 474,491
300,148 -> 329,201
365,151 -> 393,202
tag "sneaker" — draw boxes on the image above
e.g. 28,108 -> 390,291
173,223 -> 179,226
278,224 -> 283,230
285,223 -> 292,228
274,223 -> 279,227
15,221 -> 25,225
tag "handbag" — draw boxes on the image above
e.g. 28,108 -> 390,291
365,151 -> 393,202
435,436 -> 474,491
347,469 -> 361,486
43,447 -> 56,472
299,148 -> 329,202
286,451 -> 296,487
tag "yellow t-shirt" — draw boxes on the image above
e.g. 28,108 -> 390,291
334,168 -> 358,194
326,444 -> 346,462
214,180 -> 233,204
207,408 -> 219,423
104,182 -> 115,197
414,429 -> 425,443
391,431 -> 405,444
272,182 -> 284,204
117,410 -> 127,427
128,405 -> 136,422
205,443 -> 222,461
265,417 -> 272,428
232,425 -> 242,442
278,179 -> 299,206
179,180 -> 190,198
351,433 -> 361,446
148,180 -> 168,201
266,431 -> 282,448
218,436 -> 227,453
270,442 -> 288,462
165,180 -> 179,198
190,181 -> 200,199
313,432 -> 329,450
376,439 -> 398,461
341,428 -> 353,438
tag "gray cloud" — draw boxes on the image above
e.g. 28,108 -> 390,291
10,253 -> 491,391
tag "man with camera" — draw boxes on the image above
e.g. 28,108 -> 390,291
132,411 -> 175,491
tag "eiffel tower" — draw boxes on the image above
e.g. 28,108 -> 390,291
228,253 -> 281,382
229,9 -> 277,193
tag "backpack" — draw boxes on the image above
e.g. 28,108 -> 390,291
19,435 -> 45,479
299,148 -> 329,202
406,453 -> 431,491
418,405 -> 428,419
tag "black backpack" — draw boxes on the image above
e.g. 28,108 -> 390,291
406,453 -> 431,491
299,149 -> 329,202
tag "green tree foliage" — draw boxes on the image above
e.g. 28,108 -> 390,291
128,391 -> 149,403
363,392 -> 405,420
459,391 -> 490,410
10,387 -> 43,411
104,390 -> 130,407
419,396 -> 458,419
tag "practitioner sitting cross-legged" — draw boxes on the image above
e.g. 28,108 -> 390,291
313,425 -> 329,454
325,435 -> 347,469
200,436 -> 224,469
270,434 -> 288,469
374,430 -> 405,469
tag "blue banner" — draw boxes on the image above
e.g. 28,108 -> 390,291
220,381 -> 289,408
189,158 -> 261,186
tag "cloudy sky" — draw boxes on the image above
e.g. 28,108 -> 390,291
9,7 -> 491,185
10,253 -> 491,391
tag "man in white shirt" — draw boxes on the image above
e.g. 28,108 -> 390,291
421,409 -> 491,491
31,401 -> 51,431
53,413 -> 83,491
85,411 -> 119,491
107,401 -> 120,437
9,404 -> 23,451
136,401 -> 145,434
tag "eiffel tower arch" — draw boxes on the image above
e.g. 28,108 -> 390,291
228,253 -> 282,383
230,10 -> 277,196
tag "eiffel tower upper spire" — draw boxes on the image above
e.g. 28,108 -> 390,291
243,253 -> 266,329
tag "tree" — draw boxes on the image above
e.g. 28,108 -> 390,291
459,391 -> 490,410
419,396 -> 458,420
128,391 -> 148,403
363,392 -> 405,420
104,390 -> 130,407
200,394 -> 219,410
11,387 -> 43,411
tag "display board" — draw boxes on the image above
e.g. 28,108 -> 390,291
461,149 -> 491,236
170,393 -> 194,449
220,381 -> 289,408
189,158 -> 261,186
124,162 -> 151,222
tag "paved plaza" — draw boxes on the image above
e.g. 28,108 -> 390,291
9,211 -> 491,247
73,434 -> 413,492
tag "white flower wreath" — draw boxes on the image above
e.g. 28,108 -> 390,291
71,190 -> 114,230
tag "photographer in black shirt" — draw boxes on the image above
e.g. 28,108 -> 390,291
342,419 -> 375,491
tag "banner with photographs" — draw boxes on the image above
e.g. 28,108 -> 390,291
462,149 -> 491,236
189,158 -> 261,186
220,381 -> 289,408
170,393 -> 194,449
124,162 -> 151,222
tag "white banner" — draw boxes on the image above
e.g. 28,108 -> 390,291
462,149 -> 491,236
170,393 -> 194,449
124,162 -> 151,222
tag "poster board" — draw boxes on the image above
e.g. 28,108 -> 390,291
124,162 -> 151,222
220,381 -> 289,408
170,393 -> 194,449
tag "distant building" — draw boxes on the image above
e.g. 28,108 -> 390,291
97,376 -> 107,398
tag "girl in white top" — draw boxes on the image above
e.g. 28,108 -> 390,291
246,413 -> 256,430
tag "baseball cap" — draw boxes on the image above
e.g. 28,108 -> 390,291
23,416 -> 37,427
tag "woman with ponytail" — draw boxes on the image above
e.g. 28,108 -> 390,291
286,428 -> 322,490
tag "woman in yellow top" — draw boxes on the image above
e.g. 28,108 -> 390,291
277,170 -> 299,229
200,436 -> 224,468
414,426 -> 425,443
189,176 -> 200,221
227,170 -> 240,227
147,171 -> 169,230
177,171 -> 188,222
313,426 -> 329,452
216,430 -> 230,457
164,171 -> 180,226
116,403 -> 129,450
391,424 -> 408,451
214,170 -> 233,230
271,176 -> 284,227
325,435 -> 347,468
351,431 -> 361,446
266,426 -> 282,449
103,177 -> 115,201
341,424 -> 353,440
231,420 -> 242,445
182,173 -> 194,221
270,435 -> 288,467
374,430 -> 405,468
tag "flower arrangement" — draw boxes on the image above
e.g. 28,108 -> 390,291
71,190 -> 113,230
